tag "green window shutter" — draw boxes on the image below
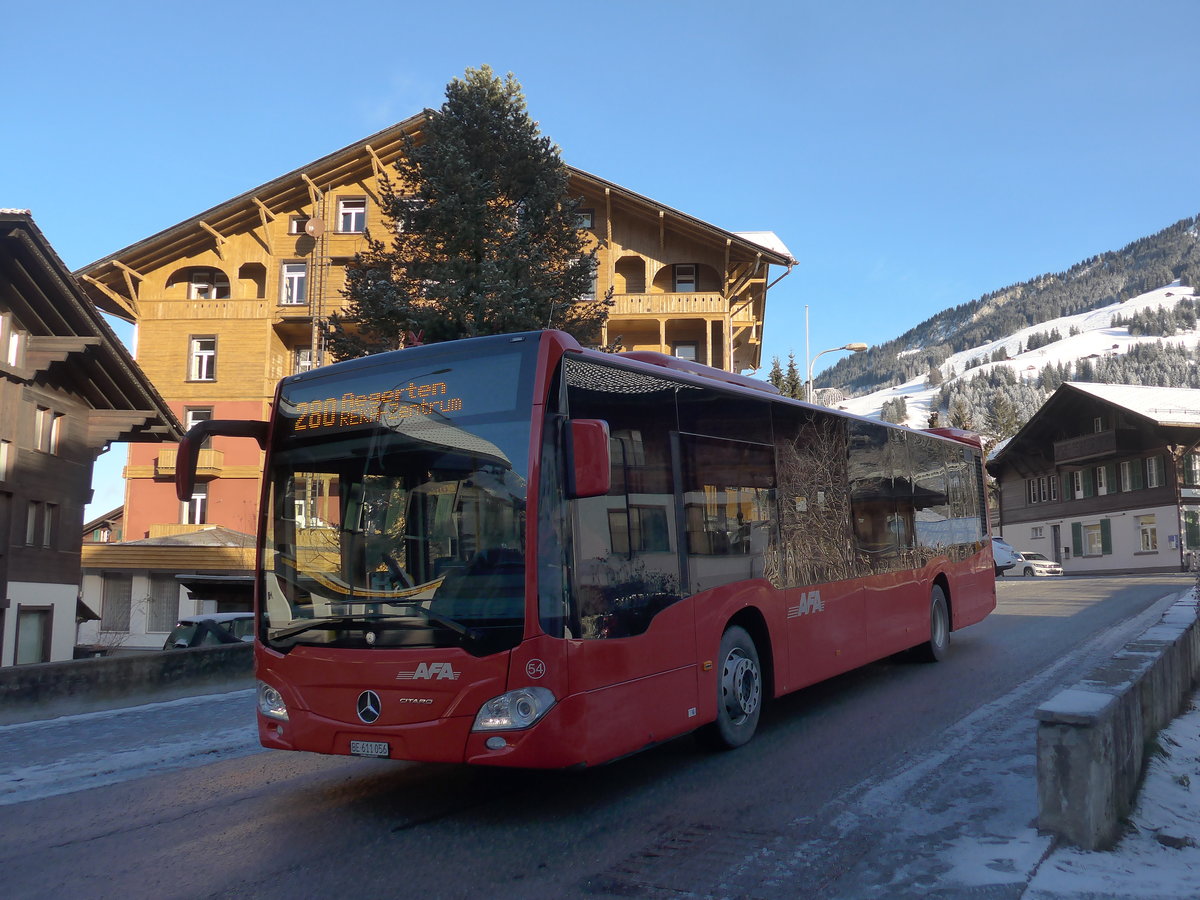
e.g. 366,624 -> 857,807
1186,511 -> 1200,547
1063,473 -> 1074,500
1133,460 -> 1144,489
1106,463 -> 1118,493
1071,522 -> 1083,556
1083,469 -> 1095,498
1100,518 -> 1112,555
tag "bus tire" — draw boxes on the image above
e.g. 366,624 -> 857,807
699,625 -> 763,750
917,585 -> 950,663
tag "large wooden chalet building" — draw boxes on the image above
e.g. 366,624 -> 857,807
72,115 -> 794,649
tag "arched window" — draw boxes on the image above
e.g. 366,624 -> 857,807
188,268 -> 230,300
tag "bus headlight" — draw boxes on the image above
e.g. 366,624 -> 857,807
257,681 -> 289,721
472,686 -> 556,731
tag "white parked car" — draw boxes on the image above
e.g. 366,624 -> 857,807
991,536 -> 1021,576
1017,551 -> 1063,577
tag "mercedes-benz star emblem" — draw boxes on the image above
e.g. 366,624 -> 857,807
357,690 -> 382,724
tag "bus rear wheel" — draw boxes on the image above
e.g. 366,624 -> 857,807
916,585 -> 950,663
699,625 -> 762,750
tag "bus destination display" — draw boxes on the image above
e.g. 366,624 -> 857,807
292,380 -> 465,432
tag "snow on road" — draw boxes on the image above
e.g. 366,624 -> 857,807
0,689 -> 261,806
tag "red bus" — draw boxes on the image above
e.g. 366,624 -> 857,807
177,329 -> 995,767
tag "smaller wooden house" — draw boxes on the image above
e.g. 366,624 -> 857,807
987,382 -> 1200,575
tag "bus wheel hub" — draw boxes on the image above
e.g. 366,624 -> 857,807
722,651 -> 761,721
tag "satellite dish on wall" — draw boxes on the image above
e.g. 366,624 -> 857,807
305,218 -> 325,237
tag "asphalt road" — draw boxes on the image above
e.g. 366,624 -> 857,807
0,574 -> 1191,900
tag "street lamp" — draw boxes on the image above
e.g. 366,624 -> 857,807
807,342 -> 868,404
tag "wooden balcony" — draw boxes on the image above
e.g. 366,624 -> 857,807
155,448 -> 225,479
1053,430 -> 1124,464
610,292 -> 728,317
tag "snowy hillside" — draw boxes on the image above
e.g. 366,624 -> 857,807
836,281 -> 1200,429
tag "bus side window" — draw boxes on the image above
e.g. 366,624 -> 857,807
848,422 -> 904,571
678,434 -> 776,595
563,357 -> 681,640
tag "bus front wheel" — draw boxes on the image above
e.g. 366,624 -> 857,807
916,585 -> 950,663
699,625 -> 762,750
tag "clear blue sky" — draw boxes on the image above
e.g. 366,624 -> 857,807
5,0 -> 1199,516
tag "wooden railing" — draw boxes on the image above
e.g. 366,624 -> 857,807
1053,430 -> 1127,464
155,448 -> 225,478
610,292 -> 727,316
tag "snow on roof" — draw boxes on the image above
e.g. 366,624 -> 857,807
1065,382 -> 1200,426
734,230 -> 795,262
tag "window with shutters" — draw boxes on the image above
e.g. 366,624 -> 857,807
1146,456 -> 1164,488
1120,460 -> 1137,491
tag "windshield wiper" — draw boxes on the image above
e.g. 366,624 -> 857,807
270,610 -> 483,644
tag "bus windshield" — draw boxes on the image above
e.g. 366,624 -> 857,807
261,339 -> 537,654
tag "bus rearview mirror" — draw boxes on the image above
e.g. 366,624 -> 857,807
567,419 -> 611,499
175,419 -> 269,501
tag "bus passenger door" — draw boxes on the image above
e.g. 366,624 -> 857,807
564,431 -> 697,764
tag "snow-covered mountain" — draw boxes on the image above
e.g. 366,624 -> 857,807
836,281 -> 1200,432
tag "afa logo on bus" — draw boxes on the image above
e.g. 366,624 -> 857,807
396,662 -> 461,681
787,590 -> 824,619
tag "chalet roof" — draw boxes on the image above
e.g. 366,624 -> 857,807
73,115 -> 794,320
1062,382 -> 1200,427
0,210 -> 182,446
988,381 -> 1200,474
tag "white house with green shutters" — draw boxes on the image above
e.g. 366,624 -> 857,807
987,383 -> 1200,575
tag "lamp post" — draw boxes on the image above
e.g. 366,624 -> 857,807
807,342 -> 868,403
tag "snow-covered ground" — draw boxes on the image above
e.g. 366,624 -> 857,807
0,688 -> 260,806
1,615 -> 1197,896
837,282 -> 1200,427
1027,693 -> 1200,898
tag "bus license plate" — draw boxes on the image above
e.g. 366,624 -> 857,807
350,740 -> 390,758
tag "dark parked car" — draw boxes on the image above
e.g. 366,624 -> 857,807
163,613 -> 254,649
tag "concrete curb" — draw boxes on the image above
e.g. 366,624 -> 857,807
1035,591 -> 1200,850
0,643 -> 253,724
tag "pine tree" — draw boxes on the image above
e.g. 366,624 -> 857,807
949,394 -> 975,430
881,397 -> 908,424
985,390 -> 1020,441
767,356 -> 784,391
327,66 -> 609,358
783,353 -> 802,399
